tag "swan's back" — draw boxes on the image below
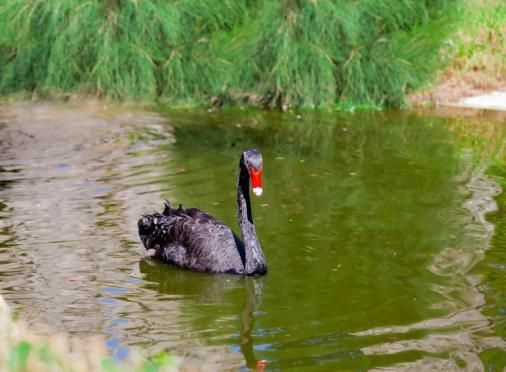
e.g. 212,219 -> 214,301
138,202 -> 246,273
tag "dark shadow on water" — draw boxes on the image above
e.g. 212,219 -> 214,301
139,259 -> 240,302
139,259 -> 263,369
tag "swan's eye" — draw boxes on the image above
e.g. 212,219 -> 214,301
250,167 -> 263,196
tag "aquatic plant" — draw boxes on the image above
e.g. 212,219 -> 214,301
0,0 -> 458,108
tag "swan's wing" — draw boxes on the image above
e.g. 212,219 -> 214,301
140,198 -> 248,273
138,212 -> 171,251
183,207 -> 221,223
162,202 -> 218,224
139,208 -> 229,248
138,207 -> 245,273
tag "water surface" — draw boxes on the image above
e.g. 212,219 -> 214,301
0,104 -> 505,370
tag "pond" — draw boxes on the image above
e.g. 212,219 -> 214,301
0,103 -> 505,370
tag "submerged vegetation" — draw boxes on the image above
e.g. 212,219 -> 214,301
0,0 -> 459,108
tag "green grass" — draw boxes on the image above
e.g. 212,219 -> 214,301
448,0 -> 505,84
0,0 -> 460,108
5,339 -> 178,372
0,294 -> 178,372
4,332 -> 179,372
410,0 -> 506,103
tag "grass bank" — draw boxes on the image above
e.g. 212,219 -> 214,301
0,0 -> 458,109
409,0 -> 506,106
0,295 -> 178,372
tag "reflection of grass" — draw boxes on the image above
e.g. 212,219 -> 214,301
450,111 -> 506,369
0,296 -> 178,372
459,114 -> 506,369
447,113 -> 506,169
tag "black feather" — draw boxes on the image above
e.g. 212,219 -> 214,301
137,149 -> 267,275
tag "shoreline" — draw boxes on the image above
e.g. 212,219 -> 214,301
409,89 -> 506,112
2,92 -> 506,115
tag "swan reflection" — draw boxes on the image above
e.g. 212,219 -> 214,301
139,260 -> 264,368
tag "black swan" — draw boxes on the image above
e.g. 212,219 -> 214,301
138,149 -> 267,275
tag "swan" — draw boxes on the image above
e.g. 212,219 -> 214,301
138,149 -> 267,275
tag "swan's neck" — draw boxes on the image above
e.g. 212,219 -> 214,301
237,164 -> 266,275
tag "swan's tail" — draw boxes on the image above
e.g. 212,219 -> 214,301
138,213 -> 164,250
138,201 -> 184,251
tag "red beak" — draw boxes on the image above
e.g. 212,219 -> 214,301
250,167 -> 263,196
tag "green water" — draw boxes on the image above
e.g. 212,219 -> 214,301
0,105 -> 505,370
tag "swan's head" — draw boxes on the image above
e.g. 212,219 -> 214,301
242,148 -> 263,197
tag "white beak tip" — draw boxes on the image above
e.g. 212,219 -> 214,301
253,187 -> 263,196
